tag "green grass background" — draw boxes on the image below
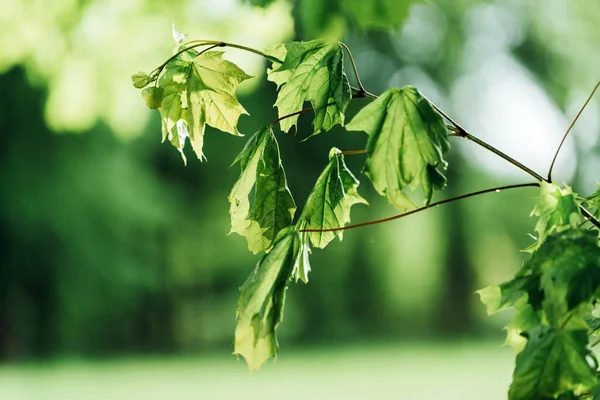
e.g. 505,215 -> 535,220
0,342 -> 513,400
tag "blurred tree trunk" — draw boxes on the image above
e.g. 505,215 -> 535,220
434,154 -> 476,335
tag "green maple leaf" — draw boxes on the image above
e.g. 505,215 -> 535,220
526,182 -> 582,251
346,86 -> 450,210
229,126 -> 296,253
508,326 -> 596,400
135,48 -> 252,163
267,39 -> 351,136
526,230 -> 600,327
234,228 -> 311,371
298,148 -> 367,249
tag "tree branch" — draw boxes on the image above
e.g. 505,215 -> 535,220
300,183 -> 540,233
548,80 -> 600,182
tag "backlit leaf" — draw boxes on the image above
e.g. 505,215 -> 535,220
526,182 -> 582,251
298,148 -> 367,248
234,228 -> 311,371
147,48 -> 252,162
229,126 -> 296,253
508,326 -> 596,400
267,39 -> 351,136
346,86 -> 450,210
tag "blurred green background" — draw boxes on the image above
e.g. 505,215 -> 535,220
1,0 -> 599,399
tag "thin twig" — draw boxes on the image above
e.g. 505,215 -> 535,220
340,149 -> 367,155
270,106 -> 314,128
422,94 -> 600,230
560,310 -> 576,331
591,337 -> 600,348
548,81 -> 600,182
340,42 -> 366,94
300,183 -> 540,233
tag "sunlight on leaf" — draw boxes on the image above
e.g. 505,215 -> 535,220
346,86 -> 450,210
134,48 -> 252,162
298,148 -> 368,248
234,228 -> 311,371
267,39 -> 351,136
229,126 -> 296,253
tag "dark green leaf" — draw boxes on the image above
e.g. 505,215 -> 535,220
234,228 -> 311,371
524,230 -> 600,327
585,316 -> 600,333
229,127 -> 296,253
267,40 -> 351,136
152,49 -> 252,162
346,86 -> 450,210
477,275 -> 542,315
509,325 -> 596,400
298,148 -> 367,248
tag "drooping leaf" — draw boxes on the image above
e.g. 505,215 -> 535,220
346,86 -> 450,210
229,126 -> 296,253
131,71 -> 153,89
508,325 -> 596,400
145,48 -> 252,162
141,86 -> 164,110
297,148 -> 367,248
526,182 -> 582,251
234,228 -> 311,371
267,40 -> 351,136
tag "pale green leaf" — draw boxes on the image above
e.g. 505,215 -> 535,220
154,49 -> 252,162
267,40 -> 351,135
234,228 -> 311,371
526,182 -> 582,251
298,148 -> 367,248
229,126 -> 296,253
346,86 -> 450,210
141,87 -> 164,109
508,326 -> 596,400
132,71 -> 153,89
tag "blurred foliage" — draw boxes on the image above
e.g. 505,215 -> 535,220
1,0 -> 600,361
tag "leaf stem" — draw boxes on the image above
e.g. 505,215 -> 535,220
340,149 -> 367,155
340,42 -> 367,95
423,95 -> 600,230
591,337 -> 600,348
560,310 -> 576,331
151,39 -> 284,79
299,183 -> 540,233
270,106 -> 314,128
548,81 -> 600,182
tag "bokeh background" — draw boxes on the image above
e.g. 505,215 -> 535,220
1,0 -> 599,399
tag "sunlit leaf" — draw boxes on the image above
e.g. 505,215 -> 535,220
346,86 -> 450,210
234,228 -> 311,371
298,148 -> 367,248
149,48 -> 252,162
131,71 -> 153,89
267,39 -> 351,136
141,86 -> 164,109
526,182 -> 582,251
508,325 -> 596,400
229,126 -> 296,253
